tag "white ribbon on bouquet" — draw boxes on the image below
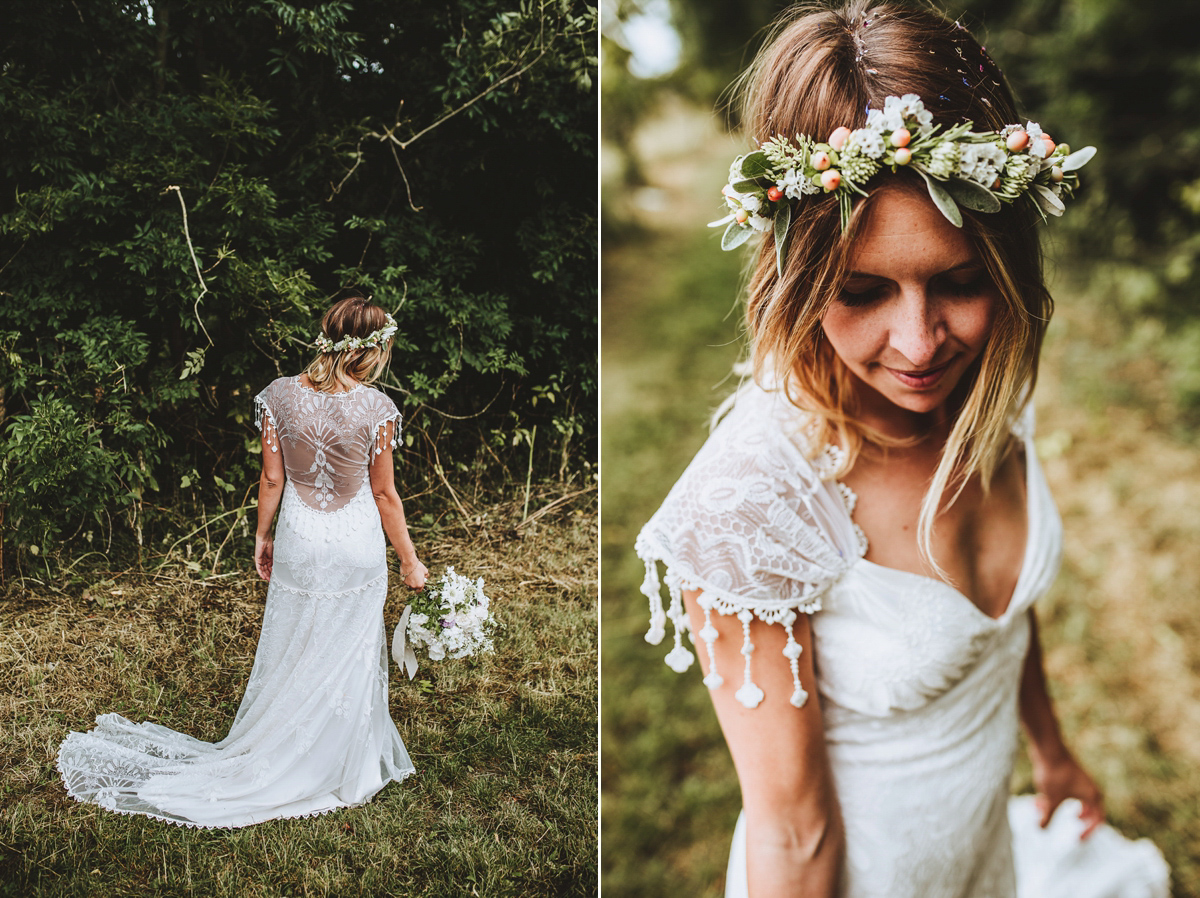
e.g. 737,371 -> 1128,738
391,605 -> 419,680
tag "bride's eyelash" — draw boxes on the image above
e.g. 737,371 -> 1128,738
837,286 -> 885,307
836,270 -> 988,306
939,274 -> 987,297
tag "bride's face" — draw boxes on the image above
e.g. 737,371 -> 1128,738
820,187 -> 1000,427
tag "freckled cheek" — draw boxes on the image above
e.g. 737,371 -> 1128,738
951,298 -> 999,350
820,307 -> 889,365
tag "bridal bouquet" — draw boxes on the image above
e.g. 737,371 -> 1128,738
391,567 -> 496,679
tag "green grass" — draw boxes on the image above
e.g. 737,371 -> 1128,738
602,104 -> 1200,897
0,486 -> 596,897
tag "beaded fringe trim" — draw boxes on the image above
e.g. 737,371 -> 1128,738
640,556 -> 821,710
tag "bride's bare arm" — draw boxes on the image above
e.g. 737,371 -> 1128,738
684,589 -> 843,897
254,413 -> 286,580
1018,607 -> 1104,837
368,420 -> 428,590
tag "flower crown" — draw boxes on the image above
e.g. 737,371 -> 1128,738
314,312 -> 398,353
710,94 -> 1096,276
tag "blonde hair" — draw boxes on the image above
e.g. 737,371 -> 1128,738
737,1 -> 1053,571
305,295 -> 394,392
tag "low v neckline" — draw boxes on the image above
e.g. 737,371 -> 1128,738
842,440 -> 1035,623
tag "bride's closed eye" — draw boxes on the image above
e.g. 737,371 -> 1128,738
836,267 -> 991,307
935,269 -> 990,298
837,281 -> 887,307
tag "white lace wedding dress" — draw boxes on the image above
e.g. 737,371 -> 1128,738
57,375 -> 415,828
636,382 -> 1169,898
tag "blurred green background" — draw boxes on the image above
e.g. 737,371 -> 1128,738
601,1 -> 1200,895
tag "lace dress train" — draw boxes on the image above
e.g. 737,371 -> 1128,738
57,376 -> 415,828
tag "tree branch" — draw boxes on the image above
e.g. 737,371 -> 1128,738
164,185 -> 213,347
389,49 -> 547,151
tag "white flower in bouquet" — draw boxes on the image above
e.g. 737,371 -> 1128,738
391,566 -> 497,678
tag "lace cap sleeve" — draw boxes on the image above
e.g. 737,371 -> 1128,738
254,379 -> 281,454
366,390 -> 402,464
634,385 -> 865,709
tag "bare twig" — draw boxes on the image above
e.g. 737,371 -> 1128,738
164,186 -> 213,347
210,486 -> 257,575
386,140 -> 423,212
519,485 -> 596,530
522,424 -> 536,521
422,430 -> 472,532
379,375 -> 506,422
158,504 -> 249,570
332,42 -> 551,205
388,49 -> 547,151
0,235 -> 31,281
326,134 -> 367,202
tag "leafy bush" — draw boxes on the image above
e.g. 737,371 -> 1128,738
0,0 -> 597,565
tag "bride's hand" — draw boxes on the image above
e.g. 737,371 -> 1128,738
403,559 -> 428,590
255,533 -> 274,581
1034,752 -> 1104,840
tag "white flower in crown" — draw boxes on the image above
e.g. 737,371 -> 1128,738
777,168 -> 818,199
845,128 -> 886,160
866,105 -> 902,133
745,212 -> 772,232
958,143 -> 1008,187
894,93 -> 934,131
868,94 -> 933,135
314,312 -> 398,353
1025,121 -> 1053,159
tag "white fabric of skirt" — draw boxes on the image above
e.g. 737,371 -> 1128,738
725,797 -> 1170,898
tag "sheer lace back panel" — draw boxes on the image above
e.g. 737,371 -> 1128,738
255,376 -> 401,512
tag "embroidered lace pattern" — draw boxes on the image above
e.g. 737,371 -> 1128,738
57,376 -> 414,828
254,376 -> 402,512
635,384 -> 865,709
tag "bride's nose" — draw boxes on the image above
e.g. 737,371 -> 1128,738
888,292 -> 945,368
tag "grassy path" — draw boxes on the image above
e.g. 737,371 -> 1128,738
601,99 -> 1200,897
1,490 -> 596,897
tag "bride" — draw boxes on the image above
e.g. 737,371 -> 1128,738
58,294 -> 428,828
635,2 -> 1168,895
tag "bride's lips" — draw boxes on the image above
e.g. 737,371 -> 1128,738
883,359 -> 954,389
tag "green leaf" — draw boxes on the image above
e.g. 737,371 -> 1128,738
737,151 -> 772,180
1059,146 -> 1096,172
773,203 -> 791,279
730,179 -> 762,194
1033,184 -> 1065,216
917,171 -> 963,228
721,221 -> 754,251
945,177 -> 1002,213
